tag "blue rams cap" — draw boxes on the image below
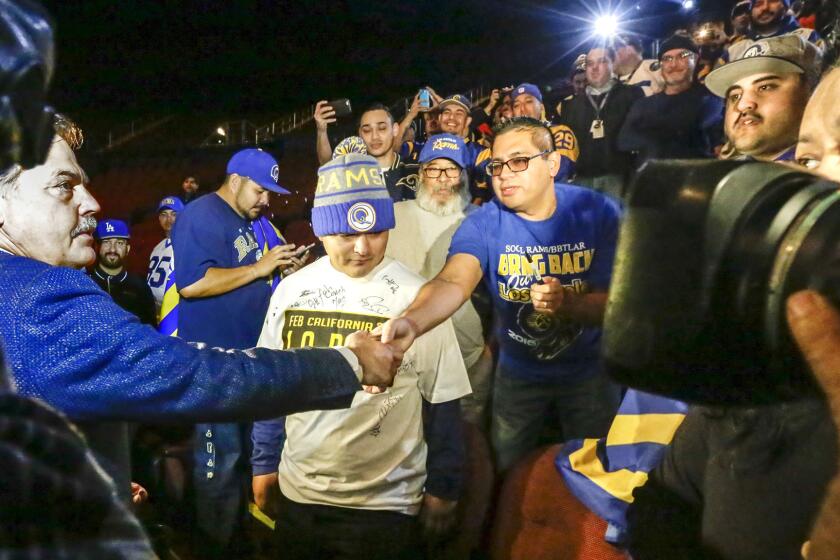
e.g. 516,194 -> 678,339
312,154 -> 394,237
439,94 -> 472,112
512,83 -> 543,103
157,196 -> 185,213
226,148 -> 290,195
95,219 -> 130,240
419,134 -> 468,168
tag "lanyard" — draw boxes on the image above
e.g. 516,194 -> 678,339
586,90 -> 611,121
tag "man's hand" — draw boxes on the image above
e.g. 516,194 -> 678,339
253,244 -> 297,278
345,330 -> 403,389
283,250 -> 313,277
314,100 -> 337,132
377,316 -> 420,353
484,88 -> 501,115
787,290 -> 840,416
426,86 -> 444,107
130,482 -> 148,505
252,472 -> 279,518
420,494 -> 458,539
530,276 -> 575,316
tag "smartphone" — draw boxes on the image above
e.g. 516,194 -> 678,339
328,98 -> 352,118
295,243 -> 316,256
418,88 -> 431,109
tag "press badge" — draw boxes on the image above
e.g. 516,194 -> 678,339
590,119 -> 605,139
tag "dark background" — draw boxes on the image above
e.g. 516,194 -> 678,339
43,0 -> 736,122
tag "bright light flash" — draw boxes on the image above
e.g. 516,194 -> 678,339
593,14 -> 620,37
682,0 -> 695,9
216,126 -> 226,136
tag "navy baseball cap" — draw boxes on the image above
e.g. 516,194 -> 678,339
95,219 -> 130,240
511,83 -> 543,103
157,196 -> 185,213
419,134 -> 468,168
439,94 -> 472,112
226,149 -> 290,194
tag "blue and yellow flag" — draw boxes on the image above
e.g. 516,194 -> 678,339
555,389 -> 688,544
157,216 -> 287,337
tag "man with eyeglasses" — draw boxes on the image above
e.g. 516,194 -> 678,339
90,219 -> 156,326
618,35 -> 724,163
380,117 -> 622,472
386,133 -> 493,428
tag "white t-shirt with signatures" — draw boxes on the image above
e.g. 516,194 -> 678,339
257,255 -> 471,514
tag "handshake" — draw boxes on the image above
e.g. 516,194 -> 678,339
344,318 -> 419,392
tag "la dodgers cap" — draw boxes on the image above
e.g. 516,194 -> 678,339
226,148 -> 290,194
95,219 -> 130,240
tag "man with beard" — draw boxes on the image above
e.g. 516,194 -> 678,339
90,219 -> 156,326
381,118 -> 622,472
402,94 -> 494,203
181,175 -> 202,204
316,101 -> 419,201
725,0 -> 824,60
619,35 -> 724,163
706,34 -> 821,162
386,134 -> 493,427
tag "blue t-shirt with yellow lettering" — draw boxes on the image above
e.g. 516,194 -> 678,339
172,193 -> 272,349
449,184 -> 620,382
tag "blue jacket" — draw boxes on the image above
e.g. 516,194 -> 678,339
0,253 -> 361,489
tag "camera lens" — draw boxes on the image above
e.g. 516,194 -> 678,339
604,160 -> 840,405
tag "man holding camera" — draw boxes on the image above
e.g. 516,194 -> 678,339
315,101 -> 419,201
381,117 -> 622,472
707,34 -> 822,162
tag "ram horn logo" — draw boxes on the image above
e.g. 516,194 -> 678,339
742,44 -> 765,58
347,202 -> 376,232
270,164 -> 279,182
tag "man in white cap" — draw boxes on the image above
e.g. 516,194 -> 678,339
706,33 -> 822,162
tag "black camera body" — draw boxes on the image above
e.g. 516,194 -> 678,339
604,160 -> 840,405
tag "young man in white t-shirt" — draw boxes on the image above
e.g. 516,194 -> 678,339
251,153 -> 471,560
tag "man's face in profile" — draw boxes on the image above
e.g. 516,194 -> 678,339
0,136 -> 99,268
796,68 -> 840,181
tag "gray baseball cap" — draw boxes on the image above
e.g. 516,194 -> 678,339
705,34 -> 822,98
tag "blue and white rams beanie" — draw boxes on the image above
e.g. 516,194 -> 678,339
311,154 -> 395,236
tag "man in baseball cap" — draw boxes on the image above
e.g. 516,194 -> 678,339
731,1 -> 751,37
252,153 -> 471,556
91,219 -> 156,326
147,196 -> 184,315
706,34 -> 822,162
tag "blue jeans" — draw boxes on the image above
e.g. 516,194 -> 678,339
490,367 -> 620,472
193,422 -> 250,553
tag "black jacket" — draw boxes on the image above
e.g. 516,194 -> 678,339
90,267 -> 157,326
558,82 -> 644,179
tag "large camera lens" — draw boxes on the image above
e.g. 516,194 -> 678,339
604,160 -> 840,405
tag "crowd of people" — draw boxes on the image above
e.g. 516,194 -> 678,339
4,0 -> 840,559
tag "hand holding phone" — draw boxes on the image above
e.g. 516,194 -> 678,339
328,98 -> 352,118
295,243 -> 316,257
418,88 -> 431,110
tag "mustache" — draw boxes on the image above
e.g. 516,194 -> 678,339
736,111 -> 763,126
71,216 -> 97,238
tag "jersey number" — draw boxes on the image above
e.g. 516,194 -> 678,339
147,256 -> 171,288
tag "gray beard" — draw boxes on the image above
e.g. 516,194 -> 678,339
71,216 -> 98,238
416,183 -> 469,217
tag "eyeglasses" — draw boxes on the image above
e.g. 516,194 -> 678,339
661,50 -> 694,64
423,167 -> 462,179
485,150 -> 550,177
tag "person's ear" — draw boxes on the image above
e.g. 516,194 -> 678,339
546,150 -> 560,178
